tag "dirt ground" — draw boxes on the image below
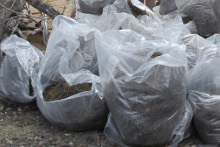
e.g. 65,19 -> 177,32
0,0 -> 217,147
0,96 -> 212,147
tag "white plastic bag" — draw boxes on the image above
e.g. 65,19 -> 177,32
36,69 -> 108,131
77,0 -> 116,14
175,0 -> 220,37
182,34 -> 219,70
207,34 -> 220,47
159,0 -> 177,15
46,15 -> 99,74
188,57 -> 220,145
185,21 -> 198,34
153,16 -> 190,44
95,30 -> 192,146
0,35 -> 43,103
36,15 -> 108,131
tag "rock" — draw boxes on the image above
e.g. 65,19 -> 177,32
0,106 -> 4,111
64,134 -> 71,137
6,108 -> 11,111
18,108 -> 22,113
49,137 -> 54,142
39,141 -> 44,146
12,116 -> 17,121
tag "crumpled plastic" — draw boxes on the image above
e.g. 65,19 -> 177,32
159,0 -> 177,15
76,0 -> 116,14
46,15 -> 99,74
188,57 -> 220,145
0,35 -> 43,103
153,16 -> 190,44
95,30 -> 193,147
36,16 -> 108,131
175,0 -> 220,37
207,34 -> 220,49
75,0 -> 161,40
182,34 -> 219,70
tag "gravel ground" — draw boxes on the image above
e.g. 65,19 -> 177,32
0,96 -> 217,147
0,97 -> 117,147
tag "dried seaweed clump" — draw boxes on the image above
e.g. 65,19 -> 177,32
128,0 -> 149,17
43,79 -> 92,101
151,52 -> 163,58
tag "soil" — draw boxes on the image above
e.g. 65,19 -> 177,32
0,95 -> 210,147
43,79 -> 92,101
0,97 -> 117,147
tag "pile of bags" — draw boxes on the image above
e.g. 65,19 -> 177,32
0,0 -> 220,146
160,0 -> 220,37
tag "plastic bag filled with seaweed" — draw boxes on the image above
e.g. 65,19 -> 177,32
75,0 -> 161,37
153,16 -> 190,44
159,0 -> 177,15
36,20 -> 108,130
0,35 -> 43,104
74,0 -> 116,14
182,34 -> 219,70
46,15 -> 99,74
94,12 -> 156,39
188,57 -> 220,145
36,69 -> 108,131
175,0 -> 220,37
102,0 -> 161,27
95,30 -> 193,147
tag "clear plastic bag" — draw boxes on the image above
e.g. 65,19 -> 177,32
182,34 -> 219,70
207,34 -> 220,45
75,0 -> 161,40
188,57 -> 220,145
95,30 -> 192,146
0,35 -> 43,103
36,70 -> 108,131
46,15 -> 99,74
159,0 -> 177,15
153,16 -> 190,44
77,0 -> 115,14
175,0 -> 220,37
36,15 -> 108,131
185,21 -> 198,34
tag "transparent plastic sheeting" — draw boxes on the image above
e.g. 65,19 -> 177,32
36,15 -> 108,131
182,34 -> 219,70
175,0 -> 220,37
95,30 -> 193,147
71,0 -> 115,14
46,15 -> 99,74
188,57 -> 220,145
0,35 -> 43,103
207,34 -> 220,49
159,0 -> 177,15
75,0 -> 161,39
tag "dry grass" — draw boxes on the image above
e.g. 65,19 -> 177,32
151,52 -> 163,58
43,79 -> 92,102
